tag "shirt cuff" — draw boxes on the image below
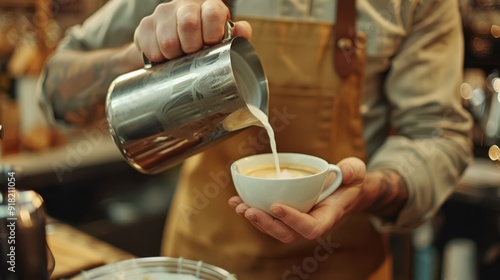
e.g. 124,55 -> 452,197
366,136 -> 459,232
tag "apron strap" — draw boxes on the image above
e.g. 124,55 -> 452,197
223,0 -> 357,78
335,0 -> 357,78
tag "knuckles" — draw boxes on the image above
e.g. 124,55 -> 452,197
176,3 -> 202,33
302,227 -> 323,241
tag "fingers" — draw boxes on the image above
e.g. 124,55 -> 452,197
176,2 -> 203,55
229,201 -> 342,243
201,0 -> 229,45
134,14 -> 164,62
269,202 -> 343,240
228,188 -> 351,242
154,16 -> 183,60
135,0 -> 244,62
229,199 -> 343,242
244,208 -> 302,243
228,196 -> 301,243
228,196 -> 243,209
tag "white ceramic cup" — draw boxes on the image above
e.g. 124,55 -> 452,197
230,153 -> 343,214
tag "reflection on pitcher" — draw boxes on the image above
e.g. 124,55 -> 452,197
106,36 -> 268,174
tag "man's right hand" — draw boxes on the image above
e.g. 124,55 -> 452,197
134,0 -> 252,63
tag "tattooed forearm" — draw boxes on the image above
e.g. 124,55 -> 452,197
41,44 -> 141,126
366,169 -> 409,222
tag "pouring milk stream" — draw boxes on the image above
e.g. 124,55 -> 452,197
246,105 -> 282,177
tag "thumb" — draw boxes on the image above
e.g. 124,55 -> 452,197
336,157 -> 366,185
233,20 -> 252,41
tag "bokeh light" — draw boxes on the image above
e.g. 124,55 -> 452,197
491,25 -> 500,39
488,145 -> 500,161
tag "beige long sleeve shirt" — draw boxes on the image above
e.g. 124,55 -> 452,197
43,0 -> 473,231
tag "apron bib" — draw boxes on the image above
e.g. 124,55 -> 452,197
162,2 -> 392,279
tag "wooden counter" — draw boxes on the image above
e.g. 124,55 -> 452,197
46,219 -> 135,279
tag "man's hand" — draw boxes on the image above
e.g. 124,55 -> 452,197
134,0 -> 252,62
228,157 -> 409,243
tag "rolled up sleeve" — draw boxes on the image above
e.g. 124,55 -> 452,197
367,0 -> 474,232
37,0 -> 165,127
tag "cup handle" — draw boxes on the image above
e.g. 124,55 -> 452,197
315,164 -> 343,204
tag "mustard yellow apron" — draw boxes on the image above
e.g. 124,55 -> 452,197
161,2 -> 392,279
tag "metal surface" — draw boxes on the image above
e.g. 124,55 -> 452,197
70,257 -> 237,280
106,36 -> 268,174
0,185 -> 54,279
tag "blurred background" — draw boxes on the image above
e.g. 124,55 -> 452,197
0,0 -> 499,279
0,0 -> 180,259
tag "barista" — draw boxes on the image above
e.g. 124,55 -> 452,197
38,0 -> 473,279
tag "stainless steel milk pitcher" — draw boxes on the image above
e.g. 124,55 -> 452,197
106,22 -> 269,174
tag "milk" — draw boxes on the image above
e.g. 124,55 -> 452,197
247,105 -> 281,177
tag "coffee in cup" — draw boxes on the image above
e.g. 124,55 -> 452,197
241,163 -> 319,178
231,153 -> 343,214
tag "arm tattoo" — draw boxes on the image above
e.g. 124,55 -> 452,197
42,48 -> 132,126
367,169 -> 409,222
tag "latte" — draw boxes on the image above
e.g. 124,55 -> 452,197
242,163 -> 319,179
